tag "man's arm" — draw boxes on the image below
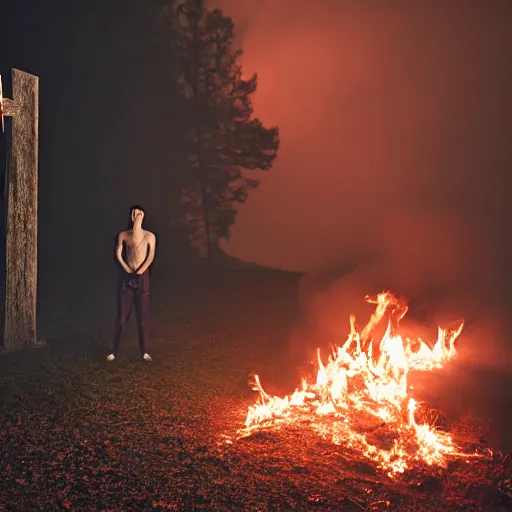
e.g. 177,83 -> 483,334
136,233 -> 156,275
116,232 -> 133,274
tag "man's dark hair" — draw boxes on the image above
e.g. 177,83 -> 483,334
129,204 -> 145,215
127,204 -> 145,228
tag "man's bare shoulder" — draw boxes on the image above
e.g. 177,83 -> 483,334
143,229 -> 156,241
117,230 -> 131,239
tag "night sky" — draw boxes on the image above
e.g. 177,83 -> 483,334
4,0 -> 186,272
3,0 -> 512,285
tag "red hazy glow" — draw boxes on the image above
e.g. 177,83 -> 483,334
208,1 -> 511,277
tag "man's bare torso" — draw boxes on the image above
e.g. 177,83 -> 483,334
119,229 -> 154,272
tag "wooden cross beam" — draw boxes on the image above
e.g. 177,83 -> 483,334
0,69 -> 39,352
0,79 -> 21,132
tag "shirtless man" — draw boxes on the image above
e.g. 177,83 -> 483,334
107,205 -> 156,362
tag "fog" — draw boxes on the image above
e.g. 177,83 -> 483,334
210,0 -> 512,276
209,2 -> 512,443
211,0 -> 512,348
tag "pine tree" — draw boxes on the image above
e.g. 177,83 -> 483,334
174,0 -> 279,259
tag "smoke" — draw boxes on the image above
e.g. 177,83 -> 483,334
208,0 -> 511,359
207,0 -> 512,351
207,1 -> 512,448
208,0 -> 512,273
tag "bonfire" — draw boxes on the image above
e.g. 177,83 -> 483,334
240,291 -> 481,477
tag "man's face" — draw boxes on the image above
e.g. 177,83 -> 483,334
131,208 -> 144,223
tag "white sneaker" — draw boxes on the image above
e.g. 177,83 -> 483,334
106,354 -> 116,362
143,353 -> 152,362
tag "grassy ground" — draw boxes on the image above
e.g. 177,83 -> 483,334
1,267 -> 511,511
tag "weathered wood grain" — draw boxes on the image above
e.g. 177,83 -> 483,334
3,69 -> 38,351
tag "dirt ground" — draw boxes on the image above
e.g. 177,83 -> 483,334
1,267 -> 511,511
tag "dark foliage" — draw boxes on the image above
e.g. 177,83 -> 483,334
170,0 -> 280,258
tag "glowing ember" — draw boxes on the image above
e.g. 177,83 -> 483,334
240,291 -> 471,476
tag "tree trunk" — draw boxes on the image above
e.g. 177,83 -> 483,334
195,128 -> 212,261
3,69 -> 39,351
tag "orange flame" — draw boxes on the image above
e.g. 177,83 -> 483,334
240,291 -> 472,476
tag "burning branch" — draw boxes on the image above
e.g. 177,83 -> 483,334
238,291 -> 481,477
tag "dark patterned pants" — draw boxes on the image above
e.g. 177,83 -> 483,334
112,271 -> 150,355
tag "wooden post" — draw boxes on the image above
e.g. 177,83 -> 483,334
1,69 -> 39,351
